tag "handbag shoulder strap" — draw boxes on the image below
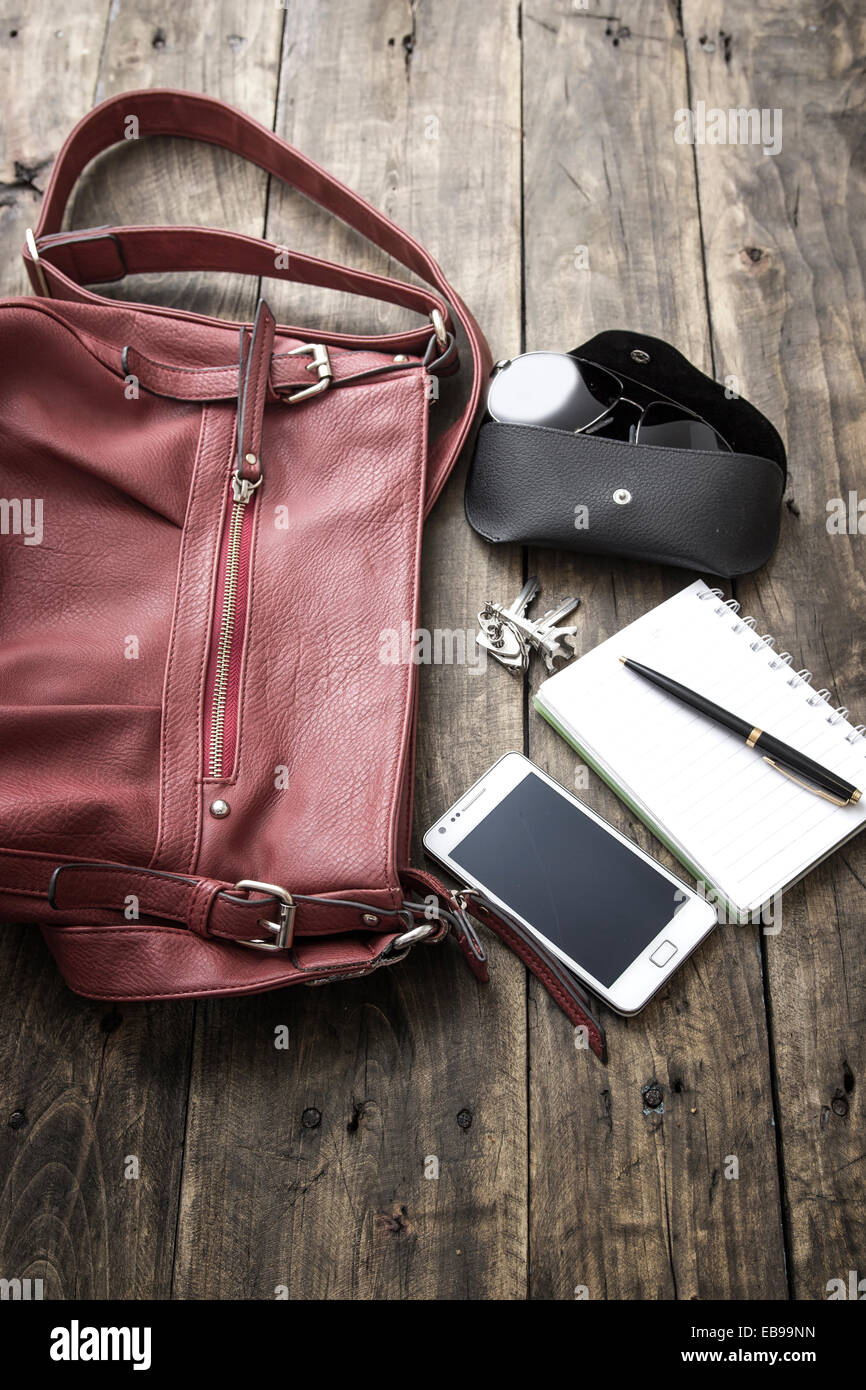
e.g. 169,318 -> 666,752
24,88 -> 491,509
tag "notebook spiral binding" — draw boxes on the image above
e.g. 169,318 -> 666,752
697,586 -> 865,749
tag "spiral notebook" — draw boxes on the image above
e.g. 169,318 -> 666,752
534,580 -> 866,918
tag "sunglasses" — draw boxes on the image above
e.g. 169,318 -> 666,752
487,351 -> 731,452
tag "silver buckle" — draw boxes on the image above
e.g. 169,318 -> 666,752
234,879 -> 296,951
281,343 -> 332,403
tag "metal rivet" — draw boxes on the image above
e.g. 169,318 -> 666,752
613,488 -> 632,505
362,912 -> 378,925
209,799 -> 231,818
244,453 -> 257,466
630,349 -> 650,364
393,354 -> 409,363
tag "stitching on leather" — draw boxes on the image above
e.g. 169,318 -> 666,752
152,405 -> 212,873
200,410 -> 235,802
52,865 -> 195,917
4,869 -> 397,935
42,926 -> 392,1000
245,309 -> 272,454
223,428 -> 262,787
12,293 -> 439,355
189,877 -> 218,938
195,411 -> 237,799
479,911 -> 602,1051
291,935 -> 381,974
382,372 -> 430,893
131,343 -> 356,374
129,350 -> 239,377
60,319 -> 394,384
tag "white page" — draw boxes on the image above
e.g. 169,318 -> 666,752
536,582 -> 866,913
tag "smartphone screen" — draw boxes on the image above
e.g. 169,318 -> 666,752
445,770 -> 682,988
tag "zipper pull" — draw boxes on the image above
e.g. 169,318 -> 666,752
232,469 -> 262,504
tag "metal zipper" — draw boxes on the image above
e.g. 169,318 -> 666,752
207,469 -> 261,779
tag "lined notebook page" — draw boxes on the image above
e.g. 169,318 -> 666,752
536,581 -> 866,914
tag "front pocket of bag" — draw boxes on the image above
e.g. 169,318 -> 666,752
0,704 -> 162,862
202,463 -> 258,783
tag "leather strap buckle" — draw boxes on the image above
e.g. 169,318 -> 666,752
278,342 -> 332,403
233,879 -> 296,950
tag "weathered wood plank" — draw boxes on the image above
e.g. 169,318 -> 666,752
171,0 -> 528,1300
522,0 -> 787,1300
0,6 -> 108,296
0,0 -> 119,1303
0,0 -> 286,1299
4,0 -> 857,1305
70,1 -> 285,320
682,0 -> 866,1298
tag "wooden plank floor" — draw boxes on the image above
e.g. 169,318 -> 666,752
0,0 -> 863,1300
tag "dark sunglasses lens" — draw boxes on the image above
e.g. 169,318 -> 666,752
487,352 -> 620,431
637,402 -> 730,452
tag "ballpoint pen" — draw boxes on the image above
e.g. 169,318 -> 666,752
620,656 -> 863,807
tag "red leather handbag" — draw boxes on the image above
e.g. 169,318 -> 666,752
0,90 -> 605,1060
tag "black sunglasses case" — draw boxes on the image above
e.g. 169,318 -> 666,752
464,331 -> 787,578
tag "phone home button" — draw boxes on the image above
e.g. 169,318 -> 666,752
650,940 -> 677,968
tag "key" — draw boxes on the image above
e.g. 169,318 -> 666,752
505,576 -> 541,619
477,583 -> 578,672
477,603 -> 527,669
536,595 -> 580,631
476,576 -> 541,669
523,595 -> 580,672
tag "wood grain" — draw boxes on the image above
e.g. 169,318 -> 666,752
69,0 -> 285,319
0,0 -> 862,1302
0,7 -> 108,297
522,0 -> 787,1300
682,0 -> 866,1298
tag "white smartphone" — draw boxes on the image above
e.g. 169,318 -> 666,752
423,752 -> 717,1015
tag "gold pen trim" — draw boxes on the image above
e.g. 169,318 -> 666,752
746,727 -> 762,748
762,756 -> 859,807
